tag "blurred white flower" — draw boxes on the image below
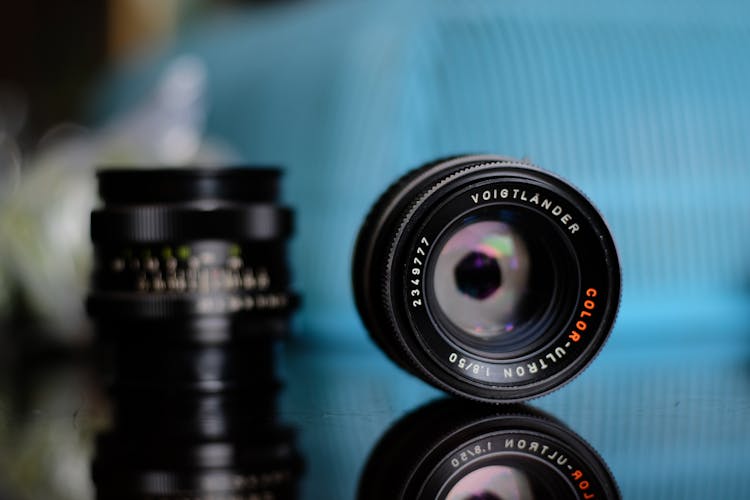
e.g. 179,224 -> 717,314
0,55 -> 236,340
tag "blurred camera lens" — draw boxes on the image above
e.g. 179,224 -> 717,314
87,167 -> 304,499
357,398 -> 620,500
353,155 -> 620,402
88,167 -> 295,329
87,167 -> 297,390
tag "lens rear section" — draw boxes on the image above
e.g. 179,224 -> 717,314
353,155 -> 620,403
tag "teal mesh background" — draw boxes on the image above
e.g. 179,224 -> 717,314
96,2 -> 750,498
98,0 -> 750,346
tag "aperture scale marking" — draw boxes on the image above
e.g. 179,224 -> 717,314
109,246 -> 273,294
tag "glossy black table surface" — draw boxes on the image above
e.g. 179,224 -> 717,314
1,313 -> 749,499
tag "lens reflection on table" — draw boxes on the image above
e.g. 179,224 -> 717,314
91,340 -> 304,500
87,167 -> 303,499
358,398 -> 619,500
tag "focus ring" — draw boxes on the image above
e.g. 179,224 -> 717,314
97,167 -> 281,204
354,156 -> 518,369
353,156 -> 466,366
381,158 -> 537,397
91,205 -> 293,243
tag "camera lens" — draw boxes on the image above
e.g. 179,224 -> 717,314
357,398 -> 620,500
87,167 -> 297,389
87,167 -> 304,499
88,167 -> 295,328
353,155 -> 620,402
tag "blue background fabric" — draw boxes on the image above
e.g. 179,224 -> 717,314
99,0 -> 750,349
95,2 -> 750,498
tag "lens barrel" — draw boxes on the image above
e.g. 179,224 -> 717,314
358,398 -> 620,500
88,168 -> 297,388
353,155 -> 620,403
88,168 -> 295,338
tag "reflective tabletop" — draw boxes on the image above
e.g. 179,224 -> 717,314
1,308 -> 749,499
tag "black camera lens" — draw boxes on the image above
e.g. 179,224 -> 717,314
353,155 -> 620,402
87,167 -> 303,499
358,398 -> 620,500
88,168 -> 295,328
87,167 -> 297,390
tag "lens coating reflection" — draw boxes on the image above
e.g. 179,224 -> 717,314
445,465 -> 533,500
433,220 -> 531,339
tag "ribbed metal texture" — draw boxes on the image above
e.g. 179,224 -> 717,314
90,205 -> 292,243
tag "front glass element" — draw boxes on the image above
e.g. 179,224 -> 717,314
433,219 -> 532,340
